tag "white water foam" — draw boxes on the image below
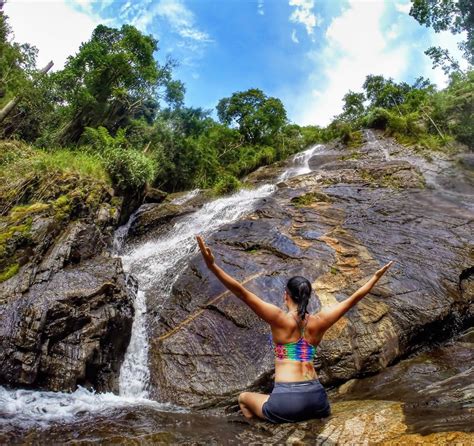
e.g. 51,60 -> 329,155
119,289 -> 150,398
121,184 -> 276,289
278,144 -> 322,181
0,386 -> 183,428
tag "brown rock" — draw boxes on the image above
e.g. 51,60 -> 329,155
146,131 -> 473,407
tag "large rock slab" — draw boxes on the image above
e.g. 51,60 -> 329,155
0,211 -> 133,392
146,131 -> 473,408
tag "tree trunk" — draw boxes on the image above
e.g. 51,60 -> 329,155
0,60 -> 54,124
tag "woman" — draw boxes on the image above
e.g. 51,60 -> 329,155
196,236 -> 393,423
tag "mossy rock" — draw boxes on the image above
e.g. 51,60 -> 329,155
0,263 -> 19,283
340,151 -> 362,161
291,191 -> 333,207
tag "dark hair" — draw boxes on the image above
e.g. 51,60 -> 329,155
286,276 -> 312,321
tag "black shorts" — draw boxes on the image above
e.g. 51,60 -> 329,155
262,379 -> 331,423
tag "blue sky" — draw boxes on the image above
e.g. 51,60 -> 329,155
6,0 -> 467,125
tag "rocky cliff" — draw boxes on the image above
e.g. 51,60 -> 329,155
0,174 -> 134,393
140,130 -> 473,407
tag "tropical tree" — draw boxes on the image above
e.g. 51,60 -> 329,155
0,12 -> 36,102
54,24 -> 182,144
410,0 -> 473,70
216,88 -> 287,144
341,91 -> 366,121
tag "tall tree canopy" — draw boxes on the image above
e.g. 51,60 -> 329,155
341,91 -> 366,121
0,12 -> 36,101
216,88 -> 287,144
55,24 -> 182,143
410,0 -> 474,69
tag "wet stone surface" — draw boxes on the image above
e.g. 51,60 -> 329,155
147,130 -> 473,408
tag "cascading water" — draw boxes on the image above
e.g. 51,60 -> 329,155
116,183 -> 277,399
278,144 -> 322,181
0,146 -> 322,427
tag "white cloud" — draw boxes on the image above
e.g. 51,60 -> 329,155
387,23 -> 399,40
395,1 -> 411,15
291,29 -> 299,44
289,0 -> 408,126
4,0 -> 100,70
289,0 -> 320,37
141,0 -> 212,42
426,30 -> 469,88
257,0 -> 264,16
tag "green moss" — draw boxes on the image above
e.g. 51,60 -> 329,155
393,132 -> 455,154
53,195 -> 71,221
347,130 -> 363,148
0,219 -> 32,261
340,151 -> 361,161
245,247 -> 260,254
10,203 -> 50,221
0,263 -> 19,282
110,196 -> 123,208
291,192 -> 332,207
360,170 -> 376,183
330,266 -> 338,275
360,168 -> 424,190
0,222 -> 32,246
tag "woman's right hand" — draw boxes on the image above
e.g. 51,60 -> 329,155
196,235 -> 215,268
374,260 -> 394,278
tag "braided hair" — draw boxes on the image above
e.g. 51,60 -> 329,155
286,276 -> 312,321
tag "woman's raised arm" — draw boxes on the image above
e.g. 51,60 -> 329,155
196,236 -> 287,326
317,261 -> 394,333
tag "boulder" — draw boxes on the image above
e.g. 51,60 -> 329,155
143,187 -> 168,204
146,132 -> 473,408
128,202 -> 195,237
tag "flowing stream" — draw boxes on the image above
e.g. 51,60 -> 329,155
0,144 -> 323,427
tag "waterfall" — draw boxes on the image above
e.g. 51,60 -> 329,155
0,145 -> 320,425
117,183 -> 276,398
278,144 -> 322,181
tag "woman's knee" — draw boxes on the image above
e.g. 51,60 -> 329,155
238,392 -> 249,405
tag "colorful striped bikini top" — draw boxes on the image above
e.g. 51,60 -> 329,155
274,316 -> 317,362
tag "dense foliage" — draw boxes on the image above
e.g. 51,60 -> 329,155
0,12 -> 322,193
0,1 -> 472,201
410,0 -> 473,69
328,70 -> 473,151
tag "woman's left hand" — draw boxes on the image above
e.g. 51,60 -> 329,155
374,260 -> 394,278
196,235 -> 215,268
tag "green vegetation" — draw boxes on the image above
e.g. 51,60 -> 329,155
291,192 -> 332,207
330,71 -> 473,152
212,174 -> 241,196
410,0 -> 473,70
0,144 -> 114,282
1,2 -> 469,206
0,13 -> 322,196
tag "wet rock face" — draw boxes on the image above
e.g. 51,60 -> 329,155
0,218 -> 133,392
2,330 -> 472,444
333,328 -> 474,435
146,131 -> 473,408
129,202 -> 194,237
129,190 -> 212,238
